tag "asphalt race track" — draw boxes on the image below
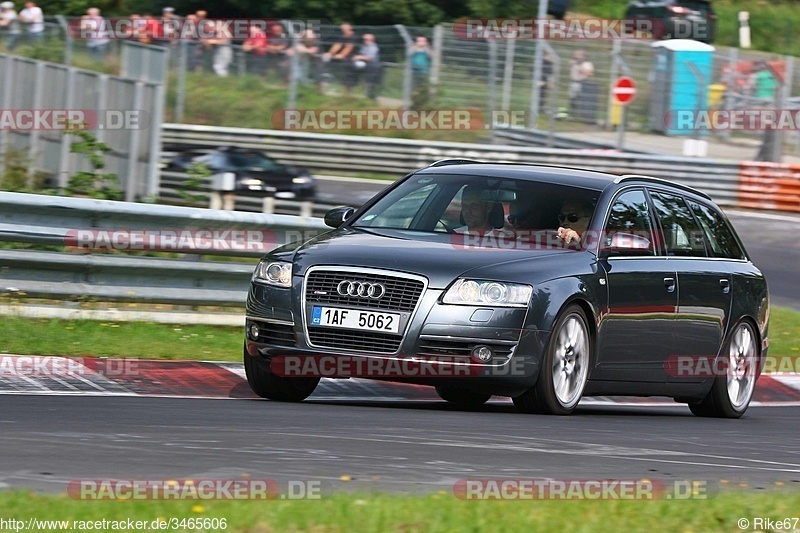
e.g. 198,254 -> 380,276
726,211 -> 800,311
2,395 -> 800,494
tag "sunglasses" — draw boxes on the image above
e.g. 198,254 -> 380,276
506,214 -> 528,225
558,212 -> 585,223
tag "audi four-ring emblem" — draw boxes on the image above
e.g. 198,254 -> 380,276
337,280 -> 386,299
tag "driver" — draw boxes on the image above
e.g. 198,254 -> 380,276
455,185 -> 503,235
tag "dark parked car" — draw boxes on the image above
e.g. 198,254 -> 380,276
625,0 -> 716,43
244,161 -> 769,417
166,146 -> 316,199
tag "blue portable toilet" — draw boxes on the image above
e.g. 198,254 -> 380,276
648,40 -> 715,135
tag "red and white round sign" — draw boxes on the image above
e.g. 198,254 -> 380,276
612,77 -> 637,105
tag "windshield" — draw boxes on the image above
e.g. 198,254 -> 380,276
352,173 -> 600,246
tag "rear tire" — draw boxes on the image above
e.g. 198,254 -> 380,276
688,321 -> 758,419
244,347 -> 319,402
513,304 -> 592,415
435,386 -> 491,407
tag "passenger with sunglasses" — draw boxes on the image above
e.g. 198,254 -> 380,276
556,199 -> 593,244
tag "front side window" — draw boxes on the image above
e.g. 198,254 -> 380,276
603,189 -> 657,255
650,191 -> 708,257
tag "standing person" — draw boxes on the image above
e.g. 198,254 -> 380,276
754,61 -> 781,161
195,10 -> 214,73
152,6 -> 178,48
322,23 -> 357,93
0,2 -> 21,51
569,50 -> 594,120
410,36 -> 431,109
264,22 -> 289,82
242,25 -> 268,75
352,33 -> 380,100
129,14 -> 149,43
83,7 -> 109,61
210,32 -> 232,77
753,61 -> 777,101
18,1 -> 43,43
295,29 -> 319,85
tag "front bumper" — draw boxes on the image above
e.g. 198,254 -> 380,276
244,273 -> 547,397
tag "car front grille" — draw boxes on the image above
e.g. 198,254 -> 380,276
307,327 -> 402,354
305,270 -> 425,312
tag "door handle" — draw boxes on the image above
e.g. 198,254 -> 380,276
663,277 -> 676,293
720,279 -> 730,294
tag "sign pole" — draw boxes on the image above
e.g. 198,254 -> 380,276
612,76 -> 636,152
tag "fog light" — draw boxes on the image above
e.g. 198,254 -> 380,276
249,323 -> 260,340
471,345 -> 493,362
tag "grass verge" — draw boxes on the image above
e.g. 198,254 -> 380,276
0,317 -> 241,361
0,490 -> 799,532
0,306 -> 798,363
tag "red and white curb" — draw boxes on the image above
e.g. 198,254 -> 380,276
1,355 -> 800,406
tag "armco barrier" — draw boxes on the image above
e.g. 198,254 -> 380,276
0,192 -> 328,307
738,162 -> 800,213
160,123 -> 742,207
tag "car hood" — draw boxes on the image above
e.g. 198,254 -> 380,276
289,228 -> 573,288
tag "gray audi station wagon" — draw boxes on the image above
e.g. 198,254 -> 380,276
245,161 -> 769,417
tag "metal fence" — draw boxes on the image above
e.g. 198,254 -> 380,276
0,50 -> 165,202
10,19 -> 800,146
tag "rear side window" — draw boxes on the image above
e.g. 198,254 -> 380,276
650,191 -> 708,257
689,202 -> 746,259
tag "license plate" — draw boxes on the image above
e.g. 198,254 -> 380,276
311,306 -> 400,333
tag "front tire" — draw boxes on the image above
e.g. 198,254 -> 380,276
513,304 -> 592,415
688,321 -> 758,418
435,386 -> 491,407
244,347 -> 320,402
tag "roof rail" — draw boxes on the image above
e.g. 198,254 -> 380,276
615,174 -> 712,201
428,158 -> 485,167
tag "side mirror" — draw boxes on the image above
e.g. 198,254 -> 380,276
599,232 -> 653,258
324,206 -> 356,228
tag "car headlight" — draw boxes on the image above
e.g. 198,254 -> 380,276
443,279 -> 532,307
253,260 -> 292,287
292,176 -> 313,185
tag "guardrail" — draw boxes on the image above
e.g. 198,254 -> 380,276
0,192 -> 328,307
492,129 -> 651,153
160,123 -> 743,207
